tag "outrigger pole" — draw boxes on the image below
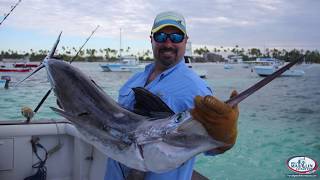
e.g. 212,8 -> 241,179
34,25 -> 100,113
33,25 -> 100,114
70,25 -> 100,64
0,0 -> 22,27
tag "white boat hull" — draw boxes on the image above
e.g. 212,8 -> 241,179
0,80 -> 6,88
100,64 -> 146,72
224,64 -> 233,69
0,120 -> 107,180
0,119 -> 208,180
100,64 -> 130,72
254,65 -> 305,77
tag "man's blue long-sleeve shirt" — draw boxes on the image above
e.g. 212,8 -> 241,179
105,59 -> 213,180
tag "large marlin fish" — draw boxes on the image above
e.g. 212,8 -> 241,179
19,33 -> 223,173
21,33 -> 303,173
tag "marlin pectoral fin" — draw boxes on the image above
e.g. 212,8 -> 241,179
163,133 -> 225,149
132,87 -> 174,118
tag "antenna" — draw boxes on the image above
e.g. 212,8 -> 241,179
120,28 -> 122,59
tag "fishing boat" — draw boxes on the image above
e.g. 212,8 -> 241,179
0,31 -> 303,179
0,119 -> 208,180
0,119 -> 108,180
254,58 -> 305,77
100,55 -> 145,72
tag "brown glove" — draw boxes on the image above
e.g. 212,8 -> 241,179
191,90 -> 239,153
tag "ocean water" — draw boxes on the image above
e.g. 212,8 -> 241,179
0,62 -> 319,179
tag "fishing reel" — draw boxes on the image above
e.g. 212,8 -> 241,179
21,106 -> 34,123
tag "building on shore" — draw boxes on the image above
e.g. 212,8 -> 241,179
203,52 -> 225,62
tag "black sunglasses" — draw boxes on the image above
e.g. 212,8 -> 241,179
153,32 -> 185,43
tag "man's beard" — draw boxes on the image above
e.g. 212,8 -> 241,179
158,47 -> 178,67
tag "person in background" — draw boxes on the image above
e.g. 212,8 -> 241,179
105,11 -> 239,180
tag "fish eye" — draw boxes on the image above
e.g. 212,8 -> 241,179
175,113 -> 183,123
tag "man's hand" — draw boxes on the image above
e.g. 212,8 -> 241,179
191,90 -> 239,153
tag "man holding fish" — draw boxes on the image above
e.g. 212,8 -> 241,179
105,11 -> 239,180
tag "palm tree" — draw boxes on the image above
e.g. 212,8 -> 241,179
72,47 -> 78,55
248,48 -> 261,58
126,46 -> 131,53
103,48 -> 110,60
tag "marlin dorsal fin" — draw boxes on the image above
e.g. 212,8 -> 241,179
132,87 -> 174,118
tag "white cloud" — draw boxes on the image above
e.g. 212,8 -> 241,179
0,0 -> 319,50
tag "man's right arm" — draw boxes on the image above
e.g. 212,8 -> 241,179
191,90 -> 239,154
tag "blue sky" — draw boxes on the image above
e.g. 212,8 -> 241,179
1,0 -> 319,55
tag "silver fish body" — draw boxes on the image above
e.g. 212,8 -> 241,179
45,59 -> 223,172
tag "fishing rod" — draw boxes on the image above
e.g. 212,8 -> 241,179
33,25 -> 100,113
225,56 -> 305,107
0,0 -> 22,27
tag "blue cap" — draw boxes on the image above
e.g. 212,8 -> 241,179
151,11 -> 186,35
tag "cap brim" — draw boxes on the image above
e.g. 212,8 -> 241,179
151,24 -> 186,34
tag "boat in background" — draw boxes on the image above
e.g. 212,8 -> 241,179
255,65 -> 305,77
100,55 -> 146,72
241,63 -> 250,69
0,67 -> 31,73
254,57 -> 305,77
0,58 -> 36,73
100,28 -> 146,73
185,56 -> 207,79
224,64 -> 233,69
13,63 -> 39,68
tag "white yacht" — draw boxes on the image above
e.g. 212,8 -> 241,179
100,56 -> 146,72
254,58 -> 305,77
